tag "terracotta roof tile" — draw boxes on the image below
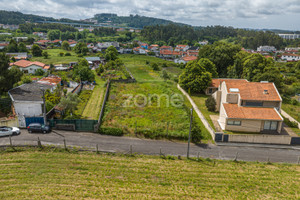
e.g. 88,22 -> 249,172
225,82 -> 281,101
211,79 -> 248,88
223,104 -> 282,121
182,56 -> 197,61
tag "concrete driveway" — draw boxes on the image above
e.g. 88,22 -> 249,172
0,129 -> 299,164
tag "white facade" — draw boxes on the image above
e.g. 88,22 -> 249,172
18,64 -> 46,74
278,34 -> 300,40
257,46 -> 276,52
281,54 -> 300,62
13,101 -> 43,117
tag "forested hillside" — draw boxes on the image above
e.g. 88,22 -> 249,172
141,24 -> 300,49
0,10 -> 87,25
93,13 -> 186,28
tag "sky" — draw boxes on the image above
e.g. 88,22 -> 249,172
1,0 -> 300,30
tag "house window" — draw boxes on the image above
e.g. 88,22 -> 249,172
245,101 -> 263,107
227,120 -> 241,126
264,121 -> 278,130
209,88 -> 213,94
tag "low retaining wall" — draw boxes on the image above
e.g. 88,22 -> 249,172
228,134 -> 291,145
0,117 -> 19,127
215,133 -> 300,145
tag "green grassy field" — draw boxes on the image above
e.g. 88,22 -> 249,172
102,81 -> 191,139
81,73 -> 106,120
30,49 -> 80,65
101,54 -> 211,141
0,148 -> 299,199
74,90 -> 93,117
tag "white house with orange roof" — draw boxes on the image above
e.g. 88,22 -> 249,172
209,78 -> 283,133
174,55 -> 197,64
11,60 -> 49,74
175,45 -> 189,52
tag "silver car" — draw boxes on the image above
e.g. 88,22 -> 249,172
0,126 -> 20,137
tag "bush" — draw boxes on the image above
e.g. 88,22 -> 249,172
59,52 -> 64,57
205,96 -> 216,112
283,117 -> 298,128
191,123 -> 202,143
151,63 -> 160,71
65,52 -> 71,56
34,68 -> 45,76
145,61 -> 150,65
99,127 -> 124,136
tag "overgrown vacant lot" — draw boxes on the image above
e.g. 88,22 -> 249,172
102,81 -> 191,139
30,49 -> 79,64
0,149 -> 299,199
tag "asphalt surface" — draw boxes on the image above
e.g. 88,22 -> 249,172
1,129 -> 299,164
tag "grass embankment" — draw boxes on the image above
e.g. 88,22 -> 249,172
30,49 -> 79,64
282,103 -> 300,122
101,54 -> 211,141
81,72 -> 106,120
190,94 -> 218,131
0,149 -> 299,199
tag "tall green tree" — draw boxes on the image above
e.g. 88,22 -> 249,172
227,51 -> 250,78
47,29 -> 61,40
198,42 -> 241,77
18,42 -> 28,52
61,41 -> 70,50
74,42 -> 88,55
105,46 -> 118,61
0,53 -> 23,94
32,44 -> 43,57
72,58 -> 95,82
179,58 -> 214,93
6,39 -> 18,52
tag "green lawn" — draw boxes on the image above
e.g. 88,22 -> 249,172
190,94 -> 218,131
30,49 -> 80,65
81,73 -> 106,120
0,148 -> 299,199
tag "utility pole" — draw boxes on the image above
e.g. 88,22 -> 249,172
187,108 -> 193,159
40,86 -> 47,125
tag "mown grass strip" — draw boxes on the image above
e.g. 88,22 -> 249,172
0,149 -> 298,199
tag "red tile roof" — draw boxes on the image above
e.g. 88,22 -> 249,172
51,39 -> 61,43
182,56 -> 197,61
36,40 -> 50,44
223,103 -> 283,121
225,82 -> 281,101
12,60 -> 46,68
211,79 -> 248,88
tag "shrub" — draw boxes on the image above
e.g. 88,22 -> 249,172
151,63 -> 160,71
162,63 -> 167,68
283,117 -> 298,128
99,127 -> 124,136
205,96 -> 216,112
34,68 -> 45,76
191,123 -> 202,143
59,52 -> 64,57
65,52 -> 71,56
145,61 -> 150,65
161,70 -> 170,80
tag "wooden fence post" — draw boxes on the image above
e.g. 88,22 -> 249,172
63,138 -> 67,150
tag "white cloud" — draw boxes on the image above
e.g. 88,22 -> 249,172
0,0 -> 299,29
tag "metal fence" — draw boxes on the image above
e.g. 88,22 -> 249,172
48,119 -> 98,132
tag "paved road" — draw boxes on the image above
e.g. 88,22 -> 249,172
1,130 -> 299,164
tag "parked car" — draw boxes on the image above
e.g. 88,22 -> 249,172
27,123 -> 51,133
0,126 -> 20,137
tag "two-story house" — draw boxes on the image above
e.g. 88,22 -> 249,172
209,79 -> 283,133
